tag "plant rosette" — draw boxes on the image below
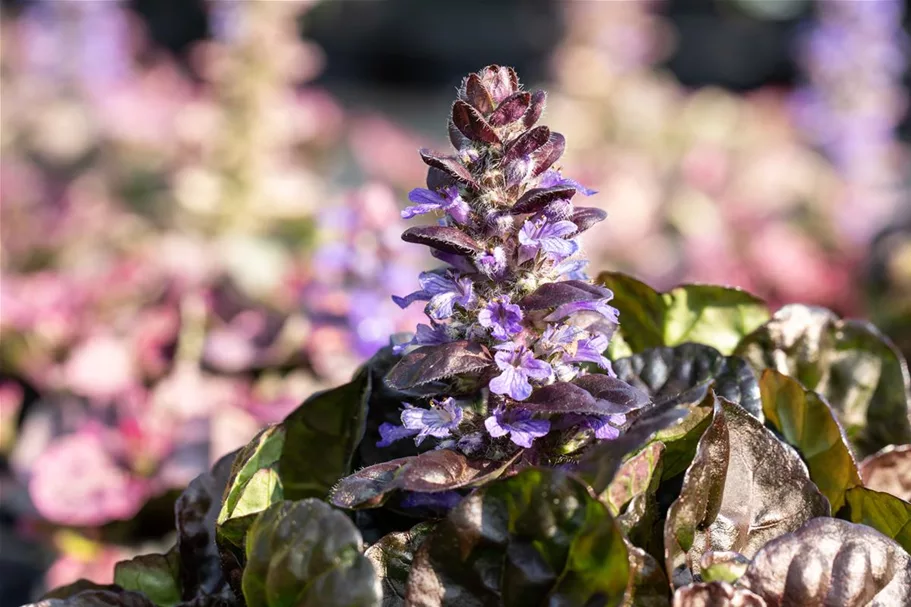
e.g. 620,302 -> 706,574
35,66 -> 911,607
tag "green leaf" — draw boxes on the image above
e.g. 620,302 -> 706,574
844,486 -> 911,553
405,468 -> 629,607
860,444 -> 911,501
698,551 -> 750,585
614,343 -> 763,421
664,395 -> 830,587
365,523 -> 434,607
243,499 -> 381,607
113,549 -> 182,607
597,271 -> 769,356
759,369 -> 862,512
737,518 -> 911,605
280,370 -> 371,501
735,304 -> 911,454
216,425 -> 286,550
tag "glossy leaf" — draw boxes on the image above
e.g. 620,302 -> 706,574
385,341 -> 491,392
579,398 -> 690,495
570,206 -> 608,234
664,396 -> 829,587
243,499 -> 381,607
113,549 -> 182,607
511,185 -> 577,214
487,91 -> 531,127
418,149 -> 476,187
735,304 -> 911,454
597,272 -> 769,356
518,279 -> 612,311
525,377 -> 648,417
860,444 -> 911,501
522,90 -> 546,128
461,73 -> 494,114
175,451 -> 236,601
401,226 -> 483,256
365,523 -> 435,607
530,132 -> 565,176
844,486 -> 911,553
613,343 -> 762,420
405,468 -> 629,607
671,582 -> 764,607
280,371 -> 370,500
40,581 -> 123,601
737,518 -> 911,605
607,442 -> 665,558
623,545 -> 670,607
451,100 -> 500,144
330,450 -> 515,510
503,126 -> 550,163
760,369 -> 861,512
217,426 -> 286,550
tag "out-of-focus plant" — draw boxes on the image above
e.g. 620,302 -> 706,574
0,0 -> 418,593
546,0 -> 908,317
34,65 -> 911,607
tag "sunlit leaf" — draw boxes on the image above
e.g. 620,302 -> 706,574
760,369 -> 861,512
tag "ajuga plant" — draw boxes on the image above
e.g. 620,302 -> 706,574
35,66 -> 911,607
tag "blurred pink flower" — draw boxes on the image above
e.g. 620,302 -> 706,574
29,431 -> 149,526
64,335 -> 137,401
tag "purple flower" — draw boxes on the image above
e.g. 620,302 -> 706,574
484,407 -> 551,448
402,186 -> 471,225
376,398 -> 464,447
392,323 -> 452,354
476,246 -> 507,279
518,217 -> 579,264
537,169 -> 597,196
489,344 -> 552,401
478,296 -> 524,341
544,298 -> 620,338
585,414 -> 628,440
553,258 -> 589,281
564,333 -> 612,370
392,271 -> 477,320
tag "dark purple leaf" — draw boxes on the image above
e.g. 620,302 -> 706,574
398,449 -> 513,493
461,73 -> 494,114
504,126 -> 551,163
401,226 -> 482,256
573,374 -> 651,413
523,90 -> 547,128
488,91 -> 531,126
531,132 -> 566,176
738,518 -> 911,605
405,468 -> 629,606
518,280 -> 612,311
512,185 -> 577,214
329,458 -> 411,509
418,149 -> 476,187
447,120 -> 470,151
664,395 -> 830,587
672,582 -> 765,607
385,340 -> 491,391
451,100 -> 500,144
426,167 -> 455,192
571,206 -> 608,233
477,64 -> 518,103
523,382 -> 608,415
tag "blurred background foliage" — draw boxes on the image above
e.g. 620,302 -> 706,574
0,0 -> 908,605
